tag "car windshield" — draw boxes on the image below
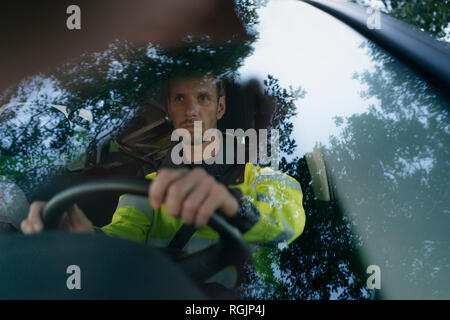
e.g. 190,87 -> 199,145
0,0 -> 449,300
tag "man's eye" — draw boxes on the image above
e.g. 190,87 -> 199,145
174,96 -> 183,102
199,94 -> 208,101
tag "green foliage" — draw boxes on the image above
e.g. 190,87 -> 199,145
235,0 -> 269,30
264,74 -> 306,155
353,0 -> 450,40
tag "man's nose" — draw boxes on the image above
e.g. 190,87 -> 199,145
185,97 -> 199,117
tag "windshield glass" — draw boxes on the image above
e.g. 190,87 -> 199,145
0,0 -> 448,300
236,0 -> 449,299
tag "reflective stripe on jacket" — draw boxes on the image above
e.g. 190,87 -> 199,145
98,162 -> 306,288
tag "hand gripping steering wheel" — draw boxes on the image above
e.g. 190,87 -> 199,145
41,178 -> 252,284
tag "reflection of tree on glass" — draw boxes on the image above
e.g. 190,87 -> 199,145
247,37 -> 449,299
238,74 -> 370,300
0,102 -> 74,177
321,42 -> 450,299
352,0 -> 450,41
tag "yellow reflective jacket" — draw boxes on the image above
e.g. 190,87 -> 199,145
98,162 -> 306,288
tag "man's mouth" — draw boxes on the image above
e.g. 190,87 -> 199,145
180,121 -> 198,129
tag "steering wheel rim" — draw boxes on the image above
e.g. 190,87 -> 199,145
42,178 -> 252,284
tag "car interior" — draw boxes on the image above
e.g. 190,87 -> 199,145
0,0 -> 448,300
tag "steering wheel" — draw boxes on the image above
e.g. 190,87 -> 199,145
41,178 -> 252,284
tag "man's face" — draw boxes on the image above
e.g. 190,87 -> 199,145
167,75 -> 225,143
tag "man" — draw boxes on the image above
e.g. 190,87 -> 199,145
21,73 -> 306,293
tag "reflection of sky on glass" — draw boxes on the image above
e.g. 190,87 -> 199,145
238,0 -> 379,156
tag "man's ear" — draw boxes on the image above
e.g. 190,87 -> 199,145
216,95 -> 226,120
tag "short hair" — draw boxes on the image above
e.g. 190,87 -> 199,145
216,78 -> 226,99
165,74 -> 225,104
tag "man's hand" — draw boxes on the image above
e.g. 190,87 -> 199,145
149,168 -> 239,228
20,201 -> 94,234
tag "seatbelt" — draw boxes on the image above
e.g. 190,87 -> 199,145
167,224 -> 197,251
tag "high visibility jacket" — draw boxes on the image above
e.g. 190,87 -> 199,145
98,162 -> 306,288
